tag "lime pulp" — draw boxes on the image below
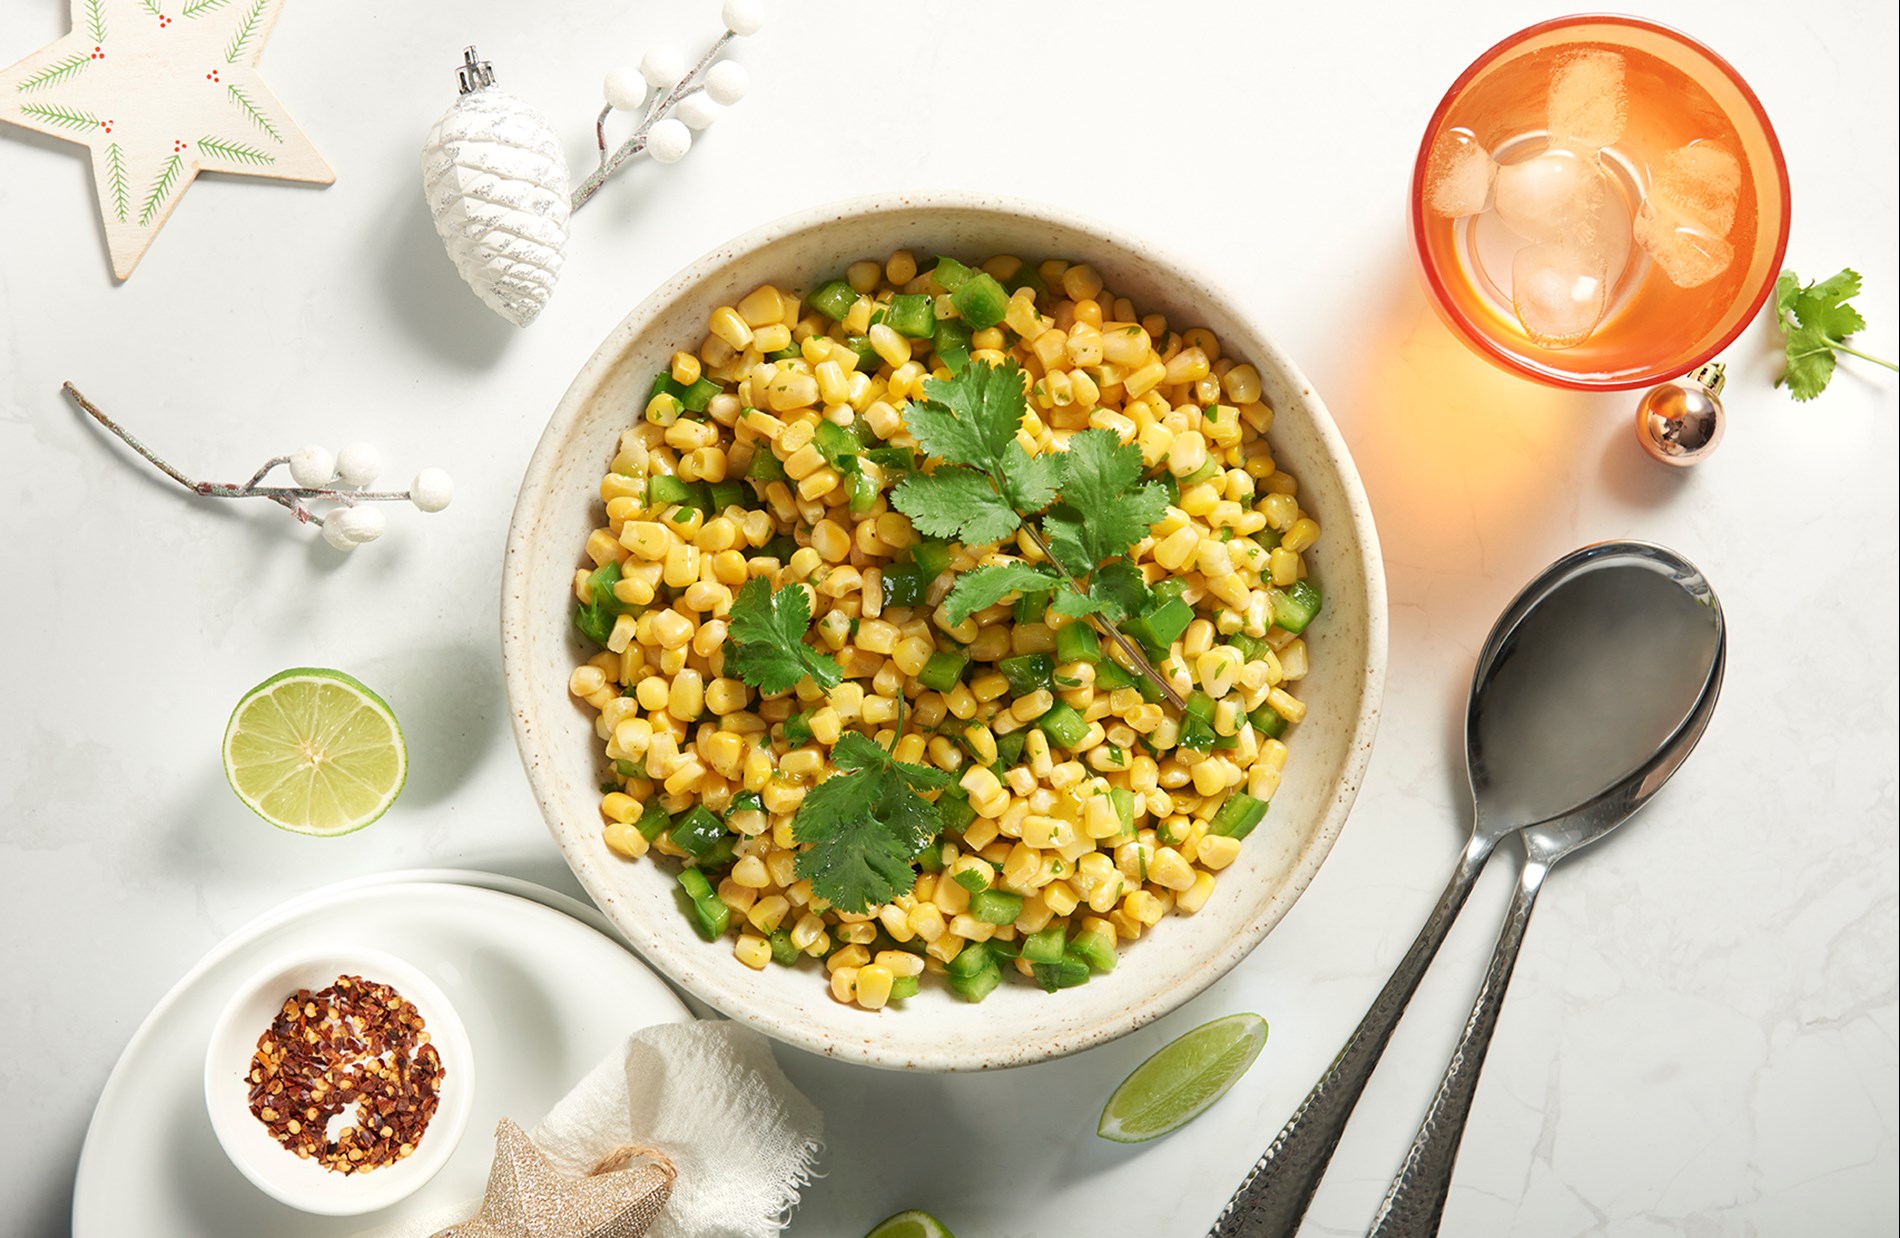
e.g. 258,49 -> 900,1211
1097,1012 -> 1268,1143
864,1210 -> 956,1238
222,667 -> 406,836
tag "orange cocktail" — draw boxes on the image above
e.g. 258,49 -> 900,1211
1410,15 -> 1790,391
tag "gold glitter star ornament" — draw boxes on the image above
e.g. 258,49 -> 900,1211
0,0 -> 333,280
434,1119 -> 675,1238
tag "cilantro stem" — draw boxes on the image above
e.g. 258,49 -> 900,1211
1778,309 -> 1899,373
1830,341 -> 1899,372
1014,517 -> 1188,712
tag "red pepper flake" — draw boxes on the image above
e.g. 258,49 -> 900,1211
245,974 -> 444,1174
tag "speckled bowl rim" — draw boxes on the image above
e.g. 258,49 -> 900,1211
502,191 -> 1387,1071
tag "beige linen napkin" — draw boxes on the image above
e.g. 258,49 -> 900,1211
371,1022 -> 822,1238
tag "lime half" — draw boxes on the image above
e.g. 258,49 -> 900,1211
864,1212 -> 954,1238
223,668 -> 406,836
1097,1012 -> 1268,1143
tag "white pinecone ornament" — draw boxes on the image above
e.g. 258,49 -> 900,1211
422,48 -> 571,327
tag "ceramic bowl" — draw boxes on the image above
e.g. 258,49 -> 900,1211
502,192 -> 1387,1071
203,945 -> 474,1215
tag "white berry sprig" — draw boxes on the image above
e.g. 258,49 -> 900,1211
570,0 -> 761,211
63,383 -> 453,553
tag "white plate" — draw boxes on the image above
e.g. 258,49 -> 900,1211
72,869 -> 693,1238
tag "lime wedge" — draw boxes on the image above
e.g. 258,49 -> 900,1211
865,1211 -> 955,1238
1097,1012 -> 1268,1143
223,668 -> 406,836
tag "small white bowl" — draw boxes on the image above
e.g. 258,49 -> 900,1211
202,946 -> 474,1216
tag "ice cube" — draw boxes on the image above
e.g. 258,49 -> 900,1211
1426,128 -> 1497,218
1547,50 -> 1626,150
1648,142 -> 1741,235
1633,141 -> 1742,288
1494,145 -> 1612,244
1633,202 -> 1735,288
1512,243 -> 1610,348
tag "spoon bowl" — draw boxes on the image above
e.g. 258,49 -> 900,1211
1469,541 -> 1725,837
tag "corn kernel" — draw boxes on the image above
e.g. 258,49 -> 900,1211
1197,833 -> 1243,871
1176,871 -> 1217,913
853,963 -> 894,1009
603,820 -> 649,859
733,934 -> 772,970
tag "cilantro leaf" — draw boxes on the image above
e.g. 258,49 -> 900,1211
943,561 -> 1060,625
906,360 -> 1028,467
1038,506 -> 1093,580
1040,429 -> 1168,573
891,467 -> 1022,545
830,729 -> 954,790
724,576 -> 842,694
898,362 -> 1183,710
998,440 -> 1059,515
1048,559 -> 1150,622
1774,267 -> 1896,401
1793,269 -> 1867,341
791,779 -> 910,913
1778,323 -> 1837,402
792,730 -> 951,913
1774,271 -> 1799,317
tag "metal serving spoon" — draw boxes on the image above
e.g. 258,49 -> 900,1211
1365,546 -> 1724,1236
1209,541 -> 1726,1238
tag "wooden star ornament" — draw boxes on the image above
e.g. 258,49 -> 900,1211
433,1119 -> 675,1238
0,0 -> 333,280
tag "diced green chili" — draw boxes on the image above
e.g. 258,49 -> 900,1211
970,888 -> 1023,926
808,278 -> 857,321
952,272 -> 1011,329
1035,701 -> 1089,748
885,293 -> 936,339
919,650 -> 969,692
1209,792 -> 1270,839
999,653 -> 1053,696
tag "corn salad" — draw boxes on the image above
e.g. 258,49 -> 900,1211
567,251 -> 1324,1008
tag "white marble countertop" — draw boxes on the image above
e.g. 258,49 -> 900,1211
3,1 -> 1895,1234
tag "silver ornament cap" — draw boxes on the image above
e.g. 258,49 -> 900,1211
1636,361 -> 1726,467
457,46 -> 496,94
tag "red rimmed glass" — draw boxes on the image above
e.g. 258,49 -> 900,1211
1410,15 -> 1791,391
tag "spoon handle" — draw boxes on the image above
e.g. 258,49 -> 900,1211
1207,835 -> 1495,1238
1365,852 -> 1551,1238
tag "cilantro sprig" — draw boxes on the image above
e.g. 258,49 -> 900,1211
891,360 -> 1183,708
723,580 -> 947,913
724,576 -> 842,695
791,728 -> 953,914
1774,268 -> 1896,402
